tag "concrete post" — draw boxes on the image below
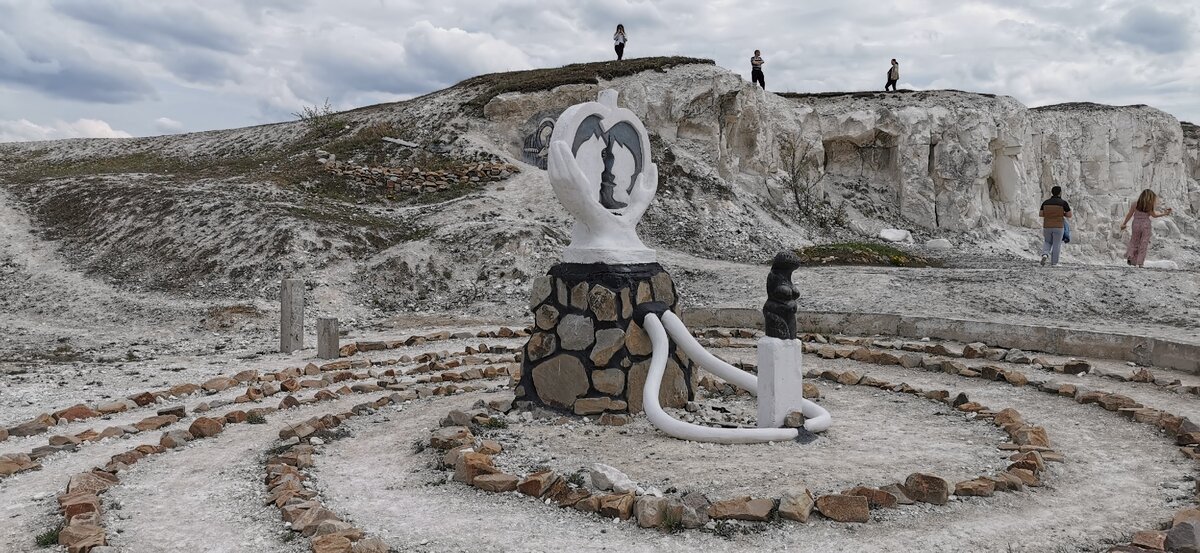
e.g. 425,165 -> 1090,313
317,317 -> 339,360
280,279 -> 304,353
756,337 -> 805,428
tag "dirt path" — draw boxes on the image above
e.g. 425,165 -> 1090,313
313,354 -> 1191,553
94,394 -> 389,553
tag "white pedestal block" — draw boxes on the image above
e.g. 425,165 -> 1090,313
756,337 -> 805,428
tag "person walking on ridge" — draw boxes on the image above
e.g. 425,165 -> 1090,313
1039,185 -> 1071,266
1120,188 -> 1173,267
614,24 -> 627,60
885,59 -> 899,91
751,49 -> 765,89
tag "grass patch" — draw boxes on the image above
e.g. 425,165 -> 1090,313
480,417 -> 508,429
34,526 -> 61,547
456,56 -> 713,115
246,412 -> 267,425
566,470 -> 586,487
796,242 -> 940,268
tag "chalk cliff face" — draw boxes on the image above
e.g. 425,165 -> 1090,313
482,63 -> 1198,264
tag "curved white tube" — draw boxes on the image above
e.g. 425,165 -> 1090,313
660,311 -> 758,394
798,398 -> 831,433
642,314 -> 801,444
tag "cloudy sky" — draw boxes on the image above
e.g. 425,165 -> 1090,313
1,0 -> 1197,142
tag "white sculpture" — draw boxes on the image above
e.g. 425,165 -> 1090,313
547,89 -> 657,264
546,90 -> 830,444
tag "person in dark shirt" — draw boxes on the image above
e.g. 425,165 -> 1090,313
751,50 -> 765,89
1039,185 -> 1072,266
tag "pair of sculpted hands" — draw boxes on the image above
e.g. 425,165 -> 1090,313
548,140 -> 657,242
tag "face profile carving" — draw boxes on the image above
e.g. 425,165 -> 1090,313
548,89 -> 658,264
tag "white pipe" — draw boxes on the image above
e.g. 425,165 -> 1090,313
642,314 -> 801,444
797,398 -> 832,433
660,311 -> 758,394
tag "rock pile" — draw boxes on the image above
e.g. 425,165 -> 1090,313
316,151 -> 519,195
517,265 -> 696,416
429,366 -> 1058,532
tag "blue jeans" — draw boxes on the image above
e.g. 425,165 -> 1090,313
1042,228 -> 1064,265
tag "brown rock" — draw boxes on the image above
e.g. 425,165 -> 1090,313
473,472 -> 520,492
588,285 -> 618,321
531,354 -> 589,410
778,488 -> 816,522
625,320 -> 652,356
58,491 -> 101,522
836,371 -> 862,385
1173,508 -> 1200,527
128,391 -> 157,406
8,414 -> 54,437
1007,468 -> 1041,487
635,495 -> 668,528
66,471 -> 119,495
598,492 -> 636,520
954,478 -> 995,497
526,332 -> 557,362
590,328 -> 626,366
160,430 -> 194,449
815,494 -> 870,523
54,404 -> 99,422
904,473 -> 950,505
627,359 -> 688,414
598,413 -> 631,426
352,538 -> 390,553
453,452 -> 497,485
518,470 -> 559,497
1098,394 -> 1141,411
1011,426 -> 1051,447
431,426 -> 473,450
97,401 -> 129,415
58,523 -> 106,553
157,405 -> 187,418
993,408 -> 1023,426
188,417 -> 225,438
803,382 -> 821,399
708,496 -> 774,521
1063,359 -> 1091,374
311,533 -> 354,553
843,486 -> 897,508
134,415 -> 178,432
592,369 -> 625,395
202,376 -> 237,392
1131,530 -> 1167,550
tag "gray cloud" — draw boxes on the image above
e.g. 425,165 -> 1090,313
52,0 -> 249,54
0,29 -> 155,103
0,0 -> 1197,140
1101,5 -> 1191,54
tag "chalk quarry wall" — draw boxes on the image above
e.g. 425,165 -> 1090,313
482,64 -> 1199,264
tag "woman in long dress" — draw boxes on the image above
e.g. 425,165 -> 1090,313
1120,189 -> 1173,267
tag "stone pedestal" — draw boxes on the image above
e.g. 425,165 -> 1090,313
280,279 -> 304,353
517,263 -> 697,415
317,317 -> 339,360
756,337 -> 805,428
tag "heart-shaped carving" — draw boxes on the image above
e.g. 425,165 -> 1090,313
571,115 -> 645,209
547,90 -> 658,264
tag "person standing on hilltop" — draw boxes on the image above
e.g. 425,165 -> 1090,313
751,50 -> 766,89
1039,185 -> 1072,267
1120,189 -> 1173,267
885,59 -> 899,91
614,24 -> 628,60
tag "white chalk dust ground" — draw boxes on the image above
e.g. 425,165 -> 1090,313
309,349 -> 1196,553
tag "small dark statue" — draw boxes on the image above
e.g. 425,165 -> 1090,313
762,251 -> 802,340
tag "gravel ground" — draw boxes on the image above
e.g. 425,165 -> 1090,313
311,350 -> 1194,553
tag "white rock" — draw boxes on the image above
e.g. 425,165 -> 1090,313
1144,260 -> 1179,270
880,228 -> 912,242
925,238 -> 952,249
590,463 -> 637,493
